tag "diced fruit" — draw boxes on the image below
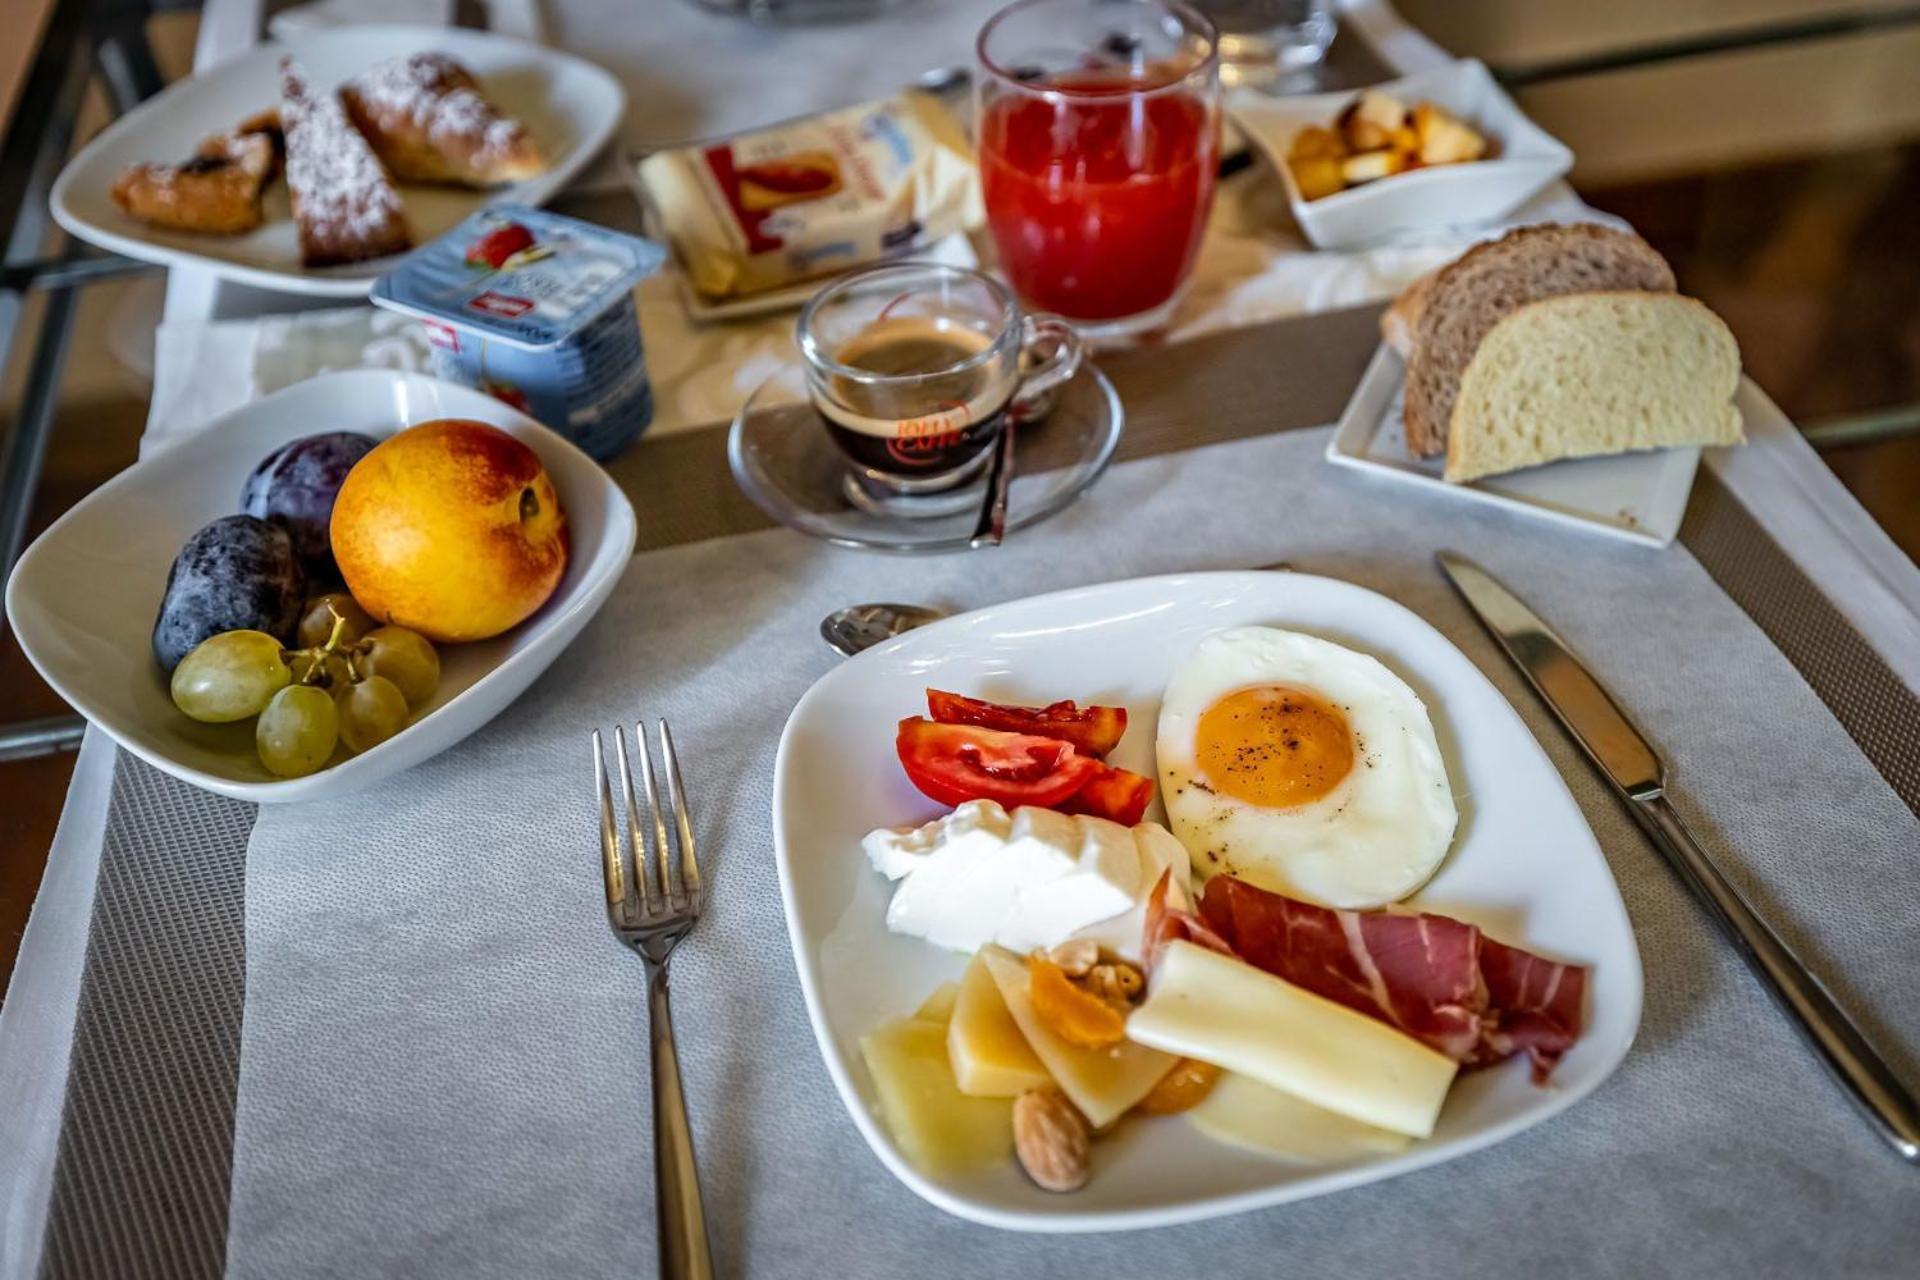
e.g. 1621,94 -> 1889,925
925,690 -> 1127,758
337,674 -> 410,754
256,684 -> 339,778
330,419 -> 568,643
1286,125 -> 1344,161
1287,155 -> 1345,201
948,953 -> 1050,1098
1027,956 -> 1127,1050
1338,89 -> 1407,151
152,515 -> 305,672
297,592 -> 375,648
979,946 -> 1173,1128
169,630 -> 291,723
1413,101 -> 1487,165
1126,940 -> 1458,1138
1187,1072 -> 1411,1163
1062,762 -> 1154,826
859,1015 -> 1014,1176
240,432 -> 378,580
1340,149 -> 1409,186
1133,1058 -> 1220,1116
914,982 -> 960,1023
357,626 -> 440,709
895,718 -> 1099,811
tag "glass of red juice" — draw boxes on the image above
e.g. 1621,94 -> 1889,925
976,0 -> 1221,338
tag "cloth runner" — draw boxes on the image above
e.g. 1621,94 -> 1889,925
225,427 -> 1920,1279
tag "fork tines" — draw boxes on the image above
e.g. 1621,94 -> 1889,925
593,720 -> 703,928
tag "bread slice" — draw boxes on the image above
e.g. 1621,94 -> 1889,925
1380,268 -> 1435,358
1444,292 -> 1743,484
1403,224 -> 1676,457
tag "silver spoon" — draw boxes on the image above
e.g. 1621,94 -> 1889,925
819,601 -> 949,657
969,421 -> 1016,549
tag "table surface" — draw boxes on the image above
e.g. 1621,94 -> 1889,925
3,3 -> 1920,1277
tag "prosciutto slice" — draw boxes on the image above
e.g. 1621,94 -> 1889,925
1197,876 -> 1587,1083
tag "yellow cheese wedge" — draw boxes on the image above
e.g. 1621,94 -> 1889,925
978,946 -> 1174,1127
1126,941 -> 1457,1138
948,952 -> 1050,1098
859,1015 -> 1013,1176
915,981 -> 960,1023
1189,1072 -> 1413,1163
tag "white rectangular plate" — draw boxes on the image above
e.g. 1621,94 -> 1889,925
50,26 -> 626,297
1327,344 -> 1708,548
5,369 -> 635,804
772,571 -> 1643,1232
1229,59 -> 1572,251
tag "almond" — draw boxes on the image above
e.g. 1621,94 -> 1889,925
1012,1087 -> 1092,1193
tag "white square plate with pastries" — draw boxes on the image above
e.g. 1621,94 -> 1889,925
773,572 -> 1643,1232
51,25 -> 625,296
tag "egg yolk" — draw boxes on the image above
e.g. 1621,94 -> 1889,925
1194,685 -> 1355,808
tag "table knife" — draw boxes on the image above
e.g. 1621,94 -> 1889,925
1436,550 -> 1920,1165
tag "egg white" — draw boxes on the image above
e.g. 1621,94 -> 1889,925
1155,625 -> 1458,909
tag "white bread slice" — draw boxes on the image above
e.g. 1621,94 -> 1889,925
1379,267 -> 1435,358
1404,224 -> 1675,458
1444,291 -> 1743,484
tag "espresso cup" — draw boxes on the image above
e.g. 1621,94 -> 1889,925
797,263 -> 1082,496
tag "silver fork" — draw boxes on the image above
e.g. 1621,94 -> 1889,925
593,720 -> 714,1280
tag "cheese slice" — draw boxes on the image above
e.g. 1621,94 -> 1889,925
1190,1072 -> 1412,1164
948,953 -> 1050,1098
979,945 -> 1174,1127
914,981 -> 960,1024
1126,941 -> 1457,1138
860,1014 -> 1012,1176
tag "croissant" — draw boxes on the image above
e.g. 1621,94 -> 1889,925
341,53 -> 546,188
280,57 -> 412,267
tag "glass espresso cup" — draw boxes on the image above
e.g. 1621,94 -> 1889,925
797,263 -> 1082,498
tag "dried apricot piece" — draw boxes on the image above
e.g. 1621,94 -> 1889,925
1134,1058 -> 1221,1115
1027,955 -> 1127,1049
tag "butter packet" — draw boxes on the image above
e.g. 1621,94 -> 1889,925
637,91 -> 982,302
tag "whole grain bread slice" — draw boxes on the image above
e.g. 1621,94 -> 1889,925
1401,224 -> 1675,457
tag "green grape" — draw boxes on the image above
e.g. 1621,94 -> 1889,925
337,675 -> 410,754
359,626 -> 440,709
286,648 -> 353,689
256,684 -> 339,778
170,630 -> 291,723
296,592 -> 375,649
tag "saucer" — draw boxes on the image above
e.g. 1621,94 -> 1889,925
727,363 -> 1125,553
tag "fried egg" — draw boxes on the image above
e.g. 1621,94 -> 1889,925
1156,625 -> 1457,909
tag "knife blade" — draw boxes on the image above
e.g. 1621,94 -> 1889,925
1436,550 -> 1920,1165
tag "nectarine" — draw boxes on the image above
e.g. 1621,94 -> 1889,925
330,419 -> 569,643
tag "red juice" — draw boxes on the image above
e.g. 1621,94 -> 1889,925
979,72 -> 1219,324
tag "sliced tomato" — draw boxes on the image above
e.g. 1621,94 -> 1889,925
925,689 -> 1128,758
896,718 -> 1100,810
1061,761 -> 1155,826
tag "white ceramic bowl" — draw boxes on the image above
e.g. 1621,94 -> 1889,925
5,370 -> 636,804
772,571 -> 1642,1232
1232,59 -> 1573,251
49,25 -> 626,297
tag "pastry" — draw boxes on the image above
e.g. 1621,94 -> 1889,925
279,57 -> 412,267
341,52 -> 545,188
111,130 -> 276,236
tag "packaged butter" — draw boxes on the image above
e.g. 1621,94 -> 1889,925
637,91 -> 982,301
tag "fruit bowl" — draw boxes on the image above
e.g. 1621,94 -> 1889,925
4,369 -> 636,803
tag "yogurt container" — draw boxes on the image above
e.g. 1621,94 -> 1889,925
372,206 -> 667,461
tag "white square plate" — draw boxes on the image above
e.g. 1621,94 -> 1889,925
772,571 -> 1643,1232
5,369 -> 635,804
1231,59 -> 1572,251
1326,344 -> 1708,548
50,26 -> 626,297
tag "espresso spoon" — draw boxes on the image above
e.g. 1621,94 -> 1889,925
819,602 -> 948,657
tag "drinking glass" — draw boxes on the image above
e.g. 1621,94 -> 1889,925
1193,0 -> 1336,87
976,0 -> 1222,339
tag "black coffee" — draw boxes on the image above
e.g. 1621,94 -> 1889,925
816,319 -> 1016,481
